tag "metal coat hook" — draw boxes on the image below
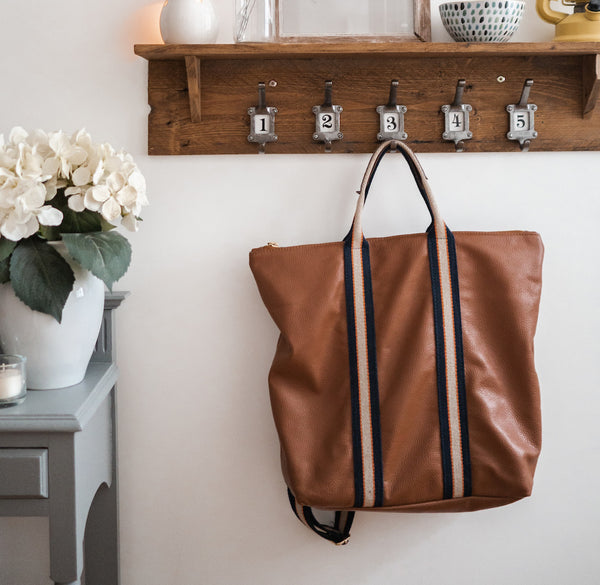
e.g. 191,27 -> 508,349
247,82 -> 278,154
376,79 -> 408,142
441,79 -> 473,152
506,79 -> 537,152
313,80 -> 343,152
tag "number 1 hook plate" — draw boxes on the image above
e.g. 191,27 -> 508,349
248,82 -> 278,154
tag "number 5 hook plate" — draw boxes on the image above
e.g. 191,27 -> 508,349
506,79 -> 537,152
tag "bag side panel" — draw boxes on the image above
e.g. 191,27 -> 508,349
250,243 -> 356,508
455,232 -> 544,499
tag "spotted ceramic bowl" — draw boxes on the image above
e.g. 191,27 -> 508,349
439,0 -> 524,42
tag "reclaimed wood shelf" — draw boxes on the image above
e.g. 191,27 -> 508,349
134,42 -> 600,154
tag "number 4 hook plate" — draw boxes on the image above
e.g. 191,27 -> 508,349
441,79 -> 472,152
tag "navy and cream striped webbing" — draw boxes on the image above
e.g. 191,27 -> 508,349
345,140 -> 471,504
343,218 -> 384,508
427,223 -> 472,499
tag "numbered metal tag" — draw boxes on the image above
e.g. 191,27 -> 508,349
441,79 -> 472,152
506,79 -> 537,152
313,81 -> 343,151
377,80 -> 407,141
248,82 -> 278,153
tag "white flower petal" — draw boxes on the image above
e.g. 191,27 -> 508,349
9,127 -> 28,145
64,186 -> 82,196
106,172 -> 124,193
100,197 -> 121,222
121,212 -> 139,232
127,170 -> 146,192
36,205 -> 63,226
90,184 -> 110,203
67,194 -> 85,212
21,184 -> 46,210
48,131 -> 68,155
68,147 -> 88,167
71,165 -> 91,186
84,189 -> 102,211
45,181 -> 58,200
42,157 -> 60,176
0,211 -> 37,241
104,155 -> 122,173
92,160 -> 105,185
116,185 -> 137,208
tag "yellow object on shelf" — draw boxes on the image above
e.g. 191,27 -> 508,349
537,0 -> 600,41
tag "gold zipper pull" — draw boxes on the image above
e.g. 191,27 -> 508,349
267,242 -> 279,247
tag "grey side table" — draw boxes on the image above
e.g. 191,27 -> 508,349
0,292 -> 127,585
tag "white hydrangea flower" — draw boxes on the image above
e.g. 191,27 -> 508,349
0,126 -> 147,240
0,177 -> 62,241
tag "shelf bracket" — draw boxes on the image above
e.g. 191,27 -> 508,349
185,56 -> 202,123
582,54 -> 600,119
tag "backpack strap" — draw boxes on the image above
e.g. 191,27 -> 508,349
287,489 -> 354,545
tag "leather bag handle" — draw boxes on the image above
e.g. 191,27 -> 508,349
346,140 -> 447,250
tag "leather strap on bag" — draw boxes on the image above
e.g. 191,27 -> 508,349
288,140 -> 472,543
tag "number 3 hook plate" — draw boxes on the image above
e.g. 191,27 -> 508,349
377,80 -> 408,142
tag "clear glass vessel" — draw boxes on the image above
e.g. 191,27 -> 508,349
234,0 -> 276,42
0,354 -> 26,408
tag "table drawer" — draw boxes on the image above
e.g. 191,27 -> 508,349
0,449 -> 48,498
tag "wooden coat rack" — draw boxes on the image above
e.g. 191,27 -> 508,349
134,42 -> 600,154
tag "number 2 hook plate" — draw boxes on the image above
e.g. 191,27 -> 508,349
313,80 -> 343,152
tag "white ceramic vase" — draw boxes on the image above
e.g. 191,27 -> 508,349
160,0 -> 219,44
0,243 -> 104,390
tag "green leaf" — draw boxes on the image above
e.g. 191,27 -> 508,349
0,238 -> 16,262
10,238 -> 75,323
39,224 -> 60,242
0,257 -> 9,283
50,190 -> 103,234
61,231 -> 131,290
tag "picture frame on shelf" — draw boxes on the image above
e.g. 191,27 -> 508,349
276,0 -> 431,42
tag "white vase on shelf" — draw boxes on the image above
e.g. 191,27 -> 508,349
0,243 -> 104,390
160,0 -> 219,44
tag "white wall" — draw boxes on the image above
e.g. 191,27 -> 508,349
1,1 -> 599,584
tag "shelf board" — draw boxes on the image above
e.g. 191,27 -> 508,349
134,41 -> 600,60
134,42 -> 600,155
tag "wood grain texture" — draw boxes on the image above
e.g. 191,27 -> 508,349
583,54 -> 600,119
135,42 -> 600,60
137,43 -> 600,155
185,56 -> 202,123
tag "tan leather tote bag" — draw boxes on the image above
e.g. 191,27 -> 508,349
250,140 -> 543,544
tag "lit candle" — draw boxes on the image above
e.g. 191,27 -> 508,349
0,366 -> 23,400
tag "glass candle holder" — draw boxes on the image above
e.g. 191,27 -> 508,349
0,354 -> 26,407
